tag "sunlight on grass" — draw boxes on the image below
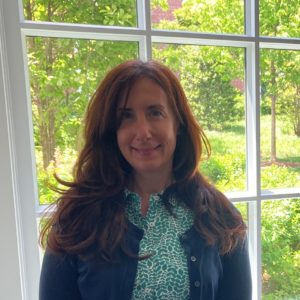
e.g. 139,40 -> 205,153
261,115 -> 300,162
261,115 -> 300,189
201,115 -> 300,191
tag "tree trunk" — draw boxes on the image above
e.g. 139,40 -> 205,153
293,86 -> 300,137
270,60 -> 277,162
25,0 -> 58,170
33,93 -> 56,170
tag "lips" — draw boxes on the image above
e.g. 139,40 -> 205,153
131,145 -> 160,156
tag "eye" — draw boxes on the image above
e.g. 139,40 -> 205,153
149,109 -> 164,118
118,109 -> 134,121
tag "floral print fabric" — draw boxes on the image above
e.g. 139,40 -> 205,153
125,190 -> 194,300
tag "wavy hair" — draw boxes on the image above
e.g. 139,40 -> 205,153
40,60 -> 246,260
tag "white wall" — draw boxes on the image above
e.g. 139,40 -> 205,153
0,0 -> 40,299
0,1 -> 23,297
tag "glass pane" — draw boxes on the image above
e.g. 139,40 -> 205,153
26,37 -> 138,205
153,43 -> 246,192
151,0 -> 244,34
23,0 -> 137,27
234,202 -> 248,225
262,198 -> 300,299
260,0 -> 300,38
260,49 -> 300,189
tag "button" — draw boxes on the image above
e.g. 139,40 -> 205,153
194,281 -> 200,287
148,222 -> 155,227
190,256 -> 197,262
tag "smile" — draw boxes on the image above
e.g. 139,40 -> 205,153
132,145 -> 160,156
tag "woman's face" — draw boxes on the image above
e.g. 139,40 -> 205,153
116,78 -> 178,178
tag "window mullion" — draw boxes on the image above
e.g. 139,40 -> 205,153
137,0 -> 152,60
245,0 -> 259,37
248,200 -> 261,300
245,40 -> 261,300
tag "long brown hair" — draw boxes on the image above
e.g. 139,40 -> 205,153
40,60 -> 246,260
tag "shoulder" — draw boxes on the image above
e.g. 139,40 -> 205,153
39,250 -> 81,300
41,249 -> 77,274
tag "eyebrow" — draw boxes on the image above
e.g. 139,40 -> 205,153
148,104 -> 165,110
117,104 -> 166,111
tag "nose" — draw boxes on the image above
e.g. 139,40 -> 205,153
135,117 -> 152,142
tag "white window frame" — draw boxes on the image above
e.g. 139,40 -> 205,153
0,0 -> 299,299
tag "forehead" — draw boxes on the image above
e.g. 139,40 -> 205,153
118,77 -> 169,107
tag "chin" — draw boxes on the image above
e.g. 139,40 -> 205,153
133,163 -> 162,173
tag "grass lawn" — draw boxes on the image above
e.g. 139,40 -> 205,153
202,115 -> 300,191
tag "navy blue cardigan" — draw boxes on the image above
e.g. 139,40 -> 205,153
39,221 -> 252,300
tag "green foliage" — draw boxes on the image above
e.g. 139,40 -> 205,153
260,49 -> 300,137
201,153 -> 246,191
260,115 -> 300,165
233,202 -> 248,224
151,0 -> 169,11
260,0 -> 300,38
153,44 -> 245,130
36,147 -> 76,204
155,4 -> 247,130
27,36 -> 138,170
23,0 -> 137,26
261,164 -> 298,189
262,199 -> 300,299
154,0 -> 244,34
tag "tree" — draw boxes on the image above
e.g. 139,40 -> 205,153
24,0 -> 138,169
260,0 -> 300,163
152,0 -> 245,130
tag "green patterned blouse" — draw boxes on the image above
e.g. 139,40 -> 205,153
125,190 -> 194,300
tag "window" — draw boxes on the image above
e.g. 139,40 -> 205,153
1,1 -> 299,299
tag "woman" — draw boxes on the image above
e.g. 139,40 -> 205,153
39,60 -> 251,300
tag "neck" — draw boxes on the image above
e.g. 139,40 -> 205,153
129,170 -> 173,217
130,171 -> 173,199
